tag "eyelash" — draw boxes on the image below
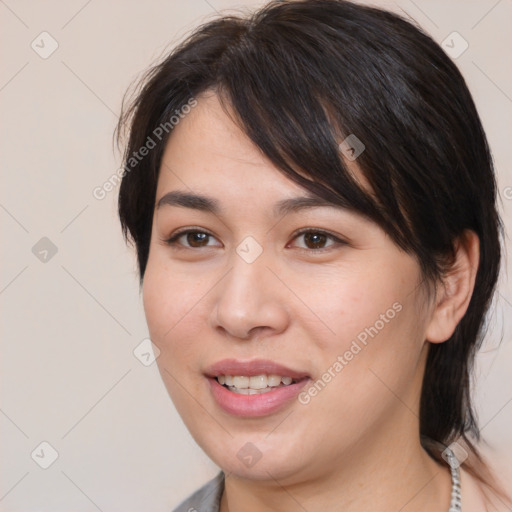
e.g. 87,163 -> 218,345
162,227 -> 347,252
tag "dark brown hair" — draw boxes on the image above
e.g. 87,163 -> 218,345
116,0 -> 507,499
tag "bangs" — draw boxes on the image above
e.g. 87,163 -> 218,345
204,5 -> 448,263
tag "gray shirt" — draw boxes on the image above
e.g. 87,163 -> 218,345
172,472 -> 225,512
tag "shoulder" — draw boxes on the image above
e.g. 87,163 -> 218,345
460,467 -> 511,512
172,471 -> 225,512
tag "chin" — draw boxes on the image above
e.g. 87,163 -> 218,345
200,436 -> 311,482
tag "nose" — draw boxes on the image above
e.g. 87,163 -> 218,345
210,253 -> 290,340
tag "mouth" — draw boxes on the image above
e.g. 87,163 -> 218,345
215,374 -> 302,395
204,359 -> 310,417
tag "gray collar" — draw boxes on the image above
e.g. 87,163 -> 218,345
172,471 -> 224,512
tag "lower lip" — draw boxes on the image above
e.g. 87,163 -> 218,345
207,377 -> 310,417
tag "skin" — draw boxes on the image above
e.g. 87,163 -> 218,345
142,91 -> 481,511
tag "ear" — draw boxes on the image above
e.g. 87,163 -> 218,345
425,230 -> 480,344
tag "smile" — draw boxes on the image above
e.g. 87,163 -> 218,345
205,360 -> 311,417
217,374 -> 297,394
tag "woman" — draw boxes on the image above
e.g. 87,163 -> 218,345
116,0 -> 510,510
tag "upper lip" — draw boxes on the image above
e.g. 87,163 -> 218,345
205,359 -> 310,380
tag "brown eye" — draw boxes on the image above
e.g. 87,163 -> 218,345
163,229 -> 221,249
303,232 -> 328,249
186,232 -> 210,247
288,229 -> 346,251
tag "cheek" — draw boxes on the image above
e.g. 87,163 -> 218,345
288,263 -> 415,354
296,259 -> 426,406
142,257 -> 206,360
308,296 -> 426,424
142,259 -> 210,416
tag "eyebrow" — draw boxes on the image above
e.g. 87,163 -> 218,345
155,190 -> 344,216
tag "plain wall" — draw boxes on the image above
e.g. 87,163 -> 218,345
1,1 -> 511,510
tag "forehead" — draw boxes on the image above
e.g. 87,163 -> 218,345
157,91 -> 373,204
156,92 -> 311,198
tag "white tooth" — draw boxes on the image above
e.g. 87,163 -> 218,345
233,376 -> 250,388
249,375 -> 268,389
267,375 -> 282,387
230,387 -> 250,395
228,387 -> 246,395
222,374 -> 295,389
228,386 -> 274,395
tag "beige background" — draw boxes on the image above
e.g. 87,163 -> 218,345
1,1 -> 511,510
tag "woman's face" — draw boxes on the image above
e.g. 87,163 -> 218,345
143,92 -> 434,483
